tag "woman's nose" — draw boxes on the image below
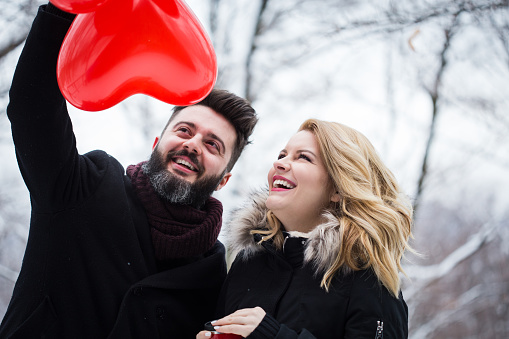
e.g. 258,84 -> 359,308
273,159 -> 290,172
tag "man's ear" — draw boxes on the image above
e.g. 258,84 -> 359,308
215,172 -> 232,191
152,137 -> 159,151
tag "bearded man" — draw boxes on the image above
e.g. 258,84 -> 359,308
0,3 -> 257,338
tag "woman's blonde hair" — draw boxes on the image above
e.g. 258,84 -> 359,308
253,119 -> 413,298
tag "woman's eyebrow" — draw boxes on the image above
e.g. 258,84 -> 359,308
297,149 -> 317,157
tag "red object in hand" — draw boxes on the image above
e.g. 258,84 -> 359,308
50,0 -> 109,13
53,0 -> 217,111
204,322 -> 242,338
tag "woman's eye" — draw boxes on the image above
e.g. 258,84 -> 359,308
299,154 -> 311,162
277,153 -> 286,160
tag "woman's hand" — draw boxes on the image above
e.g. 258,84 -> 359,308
196,330 -> 211,338
196,307 -> 266,338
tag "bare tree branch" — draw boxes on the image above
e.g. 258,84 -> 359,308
252,0 -> 509,83
413,15 -> 459,213
404,221 -> 497,300
0,34 -> 27,60
245,0 -> 269,103
487,6 -> 509,67
410,282 -> 503,339
209,0 -> 221,41
0,0 -> 41,60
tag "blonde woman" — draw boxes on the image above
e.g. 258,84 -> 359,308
197,119 -> 413,338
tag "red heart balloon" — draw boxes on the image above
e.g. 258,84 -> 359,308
55,0 -> 217,111
50,0 -> 109,13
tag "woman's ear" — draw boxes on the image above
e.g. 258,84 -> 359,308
330,191 -> 341,203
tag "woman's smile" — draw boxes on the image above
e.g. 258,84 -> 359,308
271,175 -> 296,191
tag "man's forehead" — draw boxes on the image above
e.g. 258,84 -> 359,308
172,105 -> 218,124
170,106 -> 237,150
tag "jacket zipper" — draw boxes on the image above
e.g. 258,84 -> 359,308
375,320 -> 383,339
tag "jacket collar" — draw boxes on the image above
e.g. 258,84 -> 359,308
224,189 -> 346,276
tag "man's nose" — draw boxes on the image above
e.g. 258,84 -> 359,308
183,136 -> 202,155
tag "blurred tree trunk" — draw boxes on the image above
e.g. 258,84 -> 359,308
244,0 -> 269,103
413,17 -> 458,215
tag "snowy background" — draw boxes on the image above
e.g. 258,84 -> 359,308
1,0 -> 509,337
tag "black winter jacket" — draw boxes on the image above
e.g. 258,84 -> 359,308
0,5 -> 226,339
217,190 -> 408,339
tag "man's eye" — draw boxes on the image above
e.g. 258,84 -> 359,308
206,141 -> 219,150
177,127 -> 190,133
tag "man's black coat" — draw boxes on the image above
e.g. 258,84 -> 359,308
0,5 -> 226,339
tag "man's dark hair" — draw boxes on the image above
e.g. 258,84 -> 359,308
163,89 -> 258,172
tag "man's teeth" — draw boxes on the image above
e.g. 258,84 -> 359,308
273,179 -> 295,189
175,158 -> 196,171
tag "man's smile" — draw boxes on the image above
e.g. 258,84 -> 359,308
166,150 -> 204,177
173,157 -> 199,172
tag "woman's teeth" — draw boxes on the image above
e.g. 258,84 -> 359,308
273,179 -> 295,189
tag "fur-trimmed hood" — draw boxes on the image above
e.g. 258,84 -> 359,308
224,189 -> 345,276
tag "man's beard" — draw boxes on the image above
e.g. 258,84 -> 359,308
142,147 -> 226,209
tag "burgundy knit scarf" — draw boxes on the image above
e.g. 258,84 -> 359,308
126,162 -> 223,260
